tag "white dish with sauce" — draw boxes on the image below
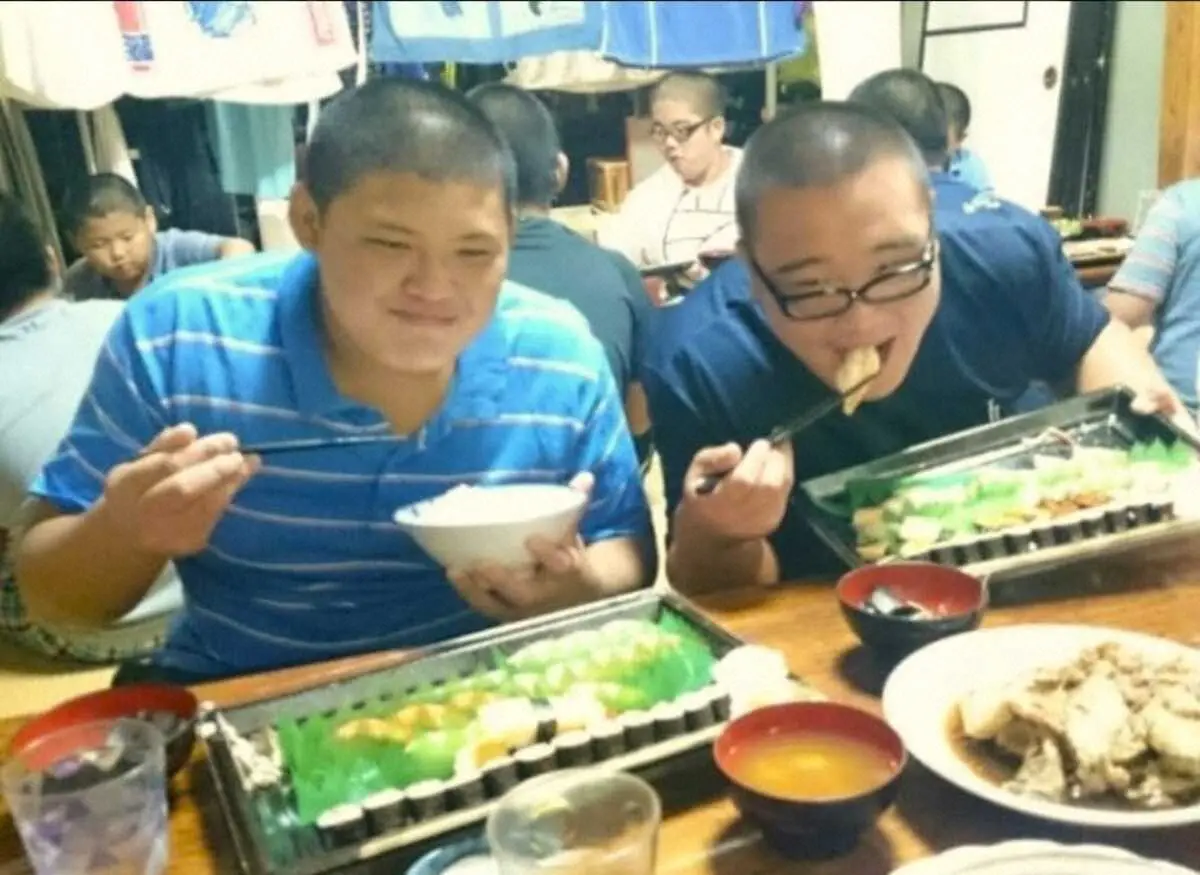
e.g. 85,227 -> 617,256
881,624 -> 1200,829
889,840 -> 1197,875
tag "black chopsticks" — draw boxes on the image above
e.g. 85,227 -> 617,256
238,434 -> 406,456
694,372 -> 879,496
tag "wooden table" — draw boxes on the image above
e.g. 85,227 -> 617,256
3,545 -> 1200,874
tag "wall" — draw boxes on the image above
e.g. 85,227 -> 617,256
1095,0 -> 1166,221
900,1 -> 926,68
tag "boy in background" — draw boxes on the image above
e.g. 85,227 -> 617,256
937,81 -> 993,193
62,174 -> 255,301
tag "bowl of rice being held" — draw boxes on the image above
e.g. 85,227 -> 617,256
393,483 -> 588,569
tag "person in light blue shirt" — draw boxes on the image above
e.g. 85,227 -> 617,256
937,81 -> 993,193
15,79 -> 653,683
1105,179 -> 1200,412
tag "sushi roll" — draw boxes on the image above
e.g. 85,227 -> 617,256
406,780 -> 447,821
1003,526 -> 1033,554
1150,498 -> 1174,522
481,756 -> 519,797
650,702 -> 686,740
951,538 -> 983,566
1079,509 -> 1105,538
928,544 -> 957,565
317,804 -> 369,848
362,789 -> 407,834
1105,504 -> 1132,532
447,773 -> 487,810
679,692 -> 715,731
710,688 -> 732,722
1128,501 -> 1153,527
552,730 -> 593,768
1030,523 -> 1055,549
514,743 -> 555,779
591,720 -> 626,760
619,711 -> 655,750
1051,519 -> 1080,546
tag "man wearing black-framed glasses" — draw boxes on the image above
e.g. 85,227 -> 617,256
642,102 -> 1183,596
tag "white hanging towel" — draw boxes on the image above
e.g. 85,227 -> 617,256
201,73 -> 345,105
115,1 -> 357,100
810,0 -> 903,100
0,1 -> 129,109
370,1 -> 603,64
505,50 -> 665,94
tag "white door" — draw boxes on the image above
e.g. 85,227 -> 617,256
921,0 -> 1072,210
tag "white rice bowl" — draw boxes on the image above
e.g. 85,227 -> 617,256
393,483 -> 587,569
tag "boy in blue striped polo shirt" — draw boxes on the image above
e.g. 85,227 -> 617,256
15,80 -> 654,683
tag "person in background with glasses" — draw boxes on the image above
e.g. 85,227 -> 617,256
641,102 -> 1182,595
597,71 -> 741,277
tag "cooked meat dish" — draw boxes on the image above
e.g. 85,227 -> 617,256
956,642 -> 1200,809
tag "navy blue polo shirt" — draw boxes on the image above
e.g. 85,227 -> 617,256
642,175 -> 1110,579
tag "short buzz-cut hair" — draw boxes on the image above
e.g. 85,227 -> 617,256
66,173 -> 148,236
467,83 -> 562,208
0,192 -> 53,321
848,68 -> 949,168
304,78 -> 517,212
650,70 -> 728,119
735,101 -> 931,243
937,81 -> 971,134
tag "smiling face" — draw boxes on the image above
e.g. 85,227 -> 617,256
291,171 -> 511,378
745,156 -> 940,404
650,97 -> 726,186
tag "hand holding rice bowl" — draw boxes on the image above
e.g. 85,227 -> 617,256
393,483 -> 588,568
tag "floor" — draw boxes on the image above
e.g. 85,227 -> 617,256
0,461 -> 672,720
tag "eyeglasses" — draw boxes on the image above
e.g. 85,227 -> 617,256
749,237 -> 939,322
649,117 -> 714,145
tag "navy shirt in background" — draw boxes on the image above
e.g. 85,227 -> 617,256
642,177 -> 1110,579
507,217 -> 656,394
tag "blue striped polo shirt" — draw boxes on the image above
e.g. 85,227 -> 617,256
32,252 -> 651,679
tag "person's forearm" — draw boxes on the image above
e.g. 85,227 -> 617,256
218,238 -> 256,259
583,536 -> 653,599
14,503 -> 168,627
666,503 -> 780,595
1076,320 -> 1168,395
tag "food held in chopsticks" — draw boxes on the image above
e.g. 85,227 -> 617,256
954,642 -> 1200,809
836,346 -> 881,415
849,438 -> 1195,563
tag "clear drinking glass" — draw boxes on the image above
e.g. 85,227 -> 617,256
2,718 -> 169,875
487,768 -> 661,875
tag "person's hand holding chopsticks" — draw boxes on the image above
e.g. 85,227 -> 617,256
680,439 -> 794,542
107,423 -> 260,558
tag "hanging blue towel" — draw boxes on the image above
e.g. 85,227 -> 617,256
370,1 -> 603,64
600,0 -> 804,68
207,103 -> 297,201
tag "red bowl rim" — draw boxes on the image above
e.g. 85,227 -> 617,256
713,701 -> 908,804
9,683 -> 198,756
835,561 -> 986,616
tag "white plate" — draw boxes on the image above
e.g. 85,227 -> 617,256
890,840 -> 1198,875
881,624 -> 1200,829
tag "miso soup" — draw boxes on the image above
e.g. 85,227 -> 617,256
730,732 -> 896,800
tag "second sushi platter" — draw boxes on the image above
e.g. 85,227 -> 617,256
198,590 -> 818,875
801,388 -> 1200,581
